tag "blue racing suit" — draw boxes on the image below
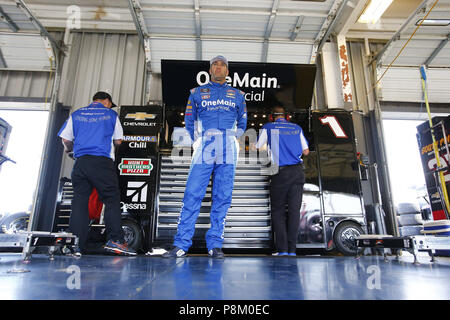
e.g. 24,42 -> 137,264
173,81 -> 247,252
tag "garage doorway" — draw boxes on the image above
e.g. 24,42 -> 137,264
0,109 -> 49,216
382,119 -> 428,206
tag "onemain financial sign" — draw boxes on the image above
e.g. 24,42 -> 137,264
161,59 -> 316,110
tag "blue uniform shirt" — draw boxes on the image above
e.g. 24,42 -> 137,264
256,118 -> 309,166
58,102 -> 123,159
184,81 -> 247,142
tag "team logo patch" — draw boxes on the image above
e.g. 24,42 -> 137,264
201,95 -> 210,99
226,89 -> 236,99
118,158 -> 153,176
125,112 -> 156,121
201,88 -> 210,93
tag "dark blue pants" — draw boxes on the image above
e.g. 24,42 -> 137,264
70,155 -> 124,251
270,165 -> 305,253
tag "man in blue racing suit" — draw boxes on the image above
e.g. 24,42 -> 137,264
163,55 -> 247,259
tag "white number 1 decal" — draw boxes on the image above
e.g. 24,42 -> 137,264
319,116 -> 348,138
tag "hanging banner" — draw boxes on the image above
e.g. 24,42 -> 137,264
161,59 -> 317,110
417,115 -> 450,220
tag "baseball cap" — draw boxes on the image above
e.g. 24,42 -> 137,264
92,91 -> 117,108
210,55 -> 228,68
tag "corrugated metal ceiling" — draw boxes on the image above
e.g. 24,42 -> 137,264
0,0 -> 449,72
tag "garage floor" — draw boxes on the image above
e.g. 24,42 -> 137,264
0,252 -> 449,300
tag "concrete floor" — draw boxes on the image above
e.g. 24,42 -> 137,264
0,252 -> 449,300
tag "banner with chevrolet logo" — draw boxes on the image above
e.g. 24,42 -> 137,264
115,105 -> 163,246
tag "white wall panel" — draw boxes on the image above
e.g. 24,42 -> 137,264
60,32 -> 146,110
0,70 -> 51,99
0,34 -> 51,70
149,38 -> 197,73
379,67 -> 450,103
266,42 -> 313,64
202,40 -> 264,63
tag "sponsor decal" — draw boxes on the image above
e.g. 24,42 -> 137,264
201,99 -> 236,108
123,122 -> 157,127
123,135 -> 156,142
120,181 -> 148,210
201,95 -> 210,100
129,142 -> 147,148
195,71 -> 278,103
118,158 -> 153,176
197,71 -> 278,89
185,113 -> 192,116
186,105 -> 192,110
125,113 -> 156,121
200,88 -> 210,93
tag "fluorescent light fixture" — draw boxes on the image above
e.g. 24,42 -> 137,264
416,19 -> 450,26
358,0 -> 394,24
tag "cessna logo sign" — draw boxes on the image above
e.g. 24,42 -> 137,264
121,181 -> 148,210
118,158 -> 153,176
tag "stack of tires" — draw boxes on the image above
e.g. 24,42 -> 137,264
396,202 -> 424,236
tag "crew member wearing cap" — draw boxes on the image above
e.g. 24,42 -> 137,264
254,105 -> 309,256
58,91 -> 136,257
163,55 -> 247,259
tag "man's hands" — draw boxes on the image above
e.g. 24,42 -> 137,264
62,138 -> 73,153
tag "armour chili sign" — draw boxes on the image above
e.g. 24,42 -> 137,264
118,158 -> 153,176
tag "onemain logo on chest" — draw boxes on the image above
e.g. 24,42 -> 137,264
201,99 -> 236,108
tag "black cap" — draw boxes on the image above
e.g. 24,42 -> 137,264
92,91 -> 117,108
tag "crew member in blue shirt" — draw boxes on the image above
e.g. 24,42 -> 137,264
58,91 -> 136,257
254,105 -> 309,256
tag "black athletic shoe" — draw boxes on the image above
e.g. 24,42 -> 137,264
208,248 -> 224,259
104,240 -> 137,256
162,247 -> 186,258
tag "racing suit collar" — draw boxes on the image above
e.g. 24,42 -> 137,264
209,80 -> 228,87
89,101 -> 108,108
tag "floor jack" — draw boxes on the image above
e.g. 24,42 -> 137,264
0,231 -> 78,262
355,234 -> 450,264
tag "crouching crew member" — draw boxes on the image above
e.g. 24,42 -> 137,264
254,106 -> 309,256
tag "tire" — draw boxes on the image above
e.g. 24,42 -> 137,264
333,221 -> 364,256
0,212 -> 29,234
122,220 -> 142,252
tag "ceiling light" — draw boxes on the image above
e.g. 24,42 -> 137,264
358,0 -> 394,24
416,19 -> 450,26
